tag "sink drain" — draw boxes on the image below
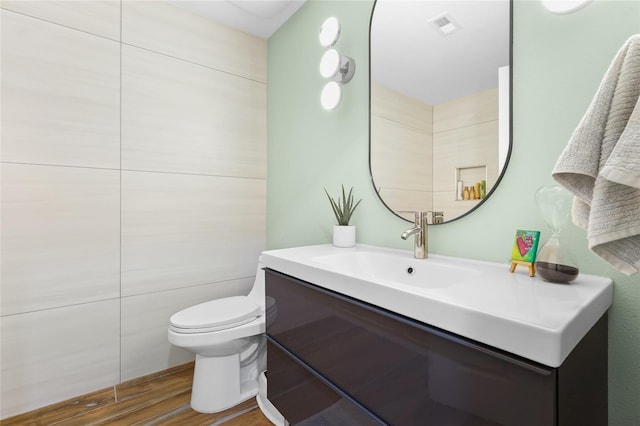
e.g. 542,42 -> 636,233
406,266 -> 415,275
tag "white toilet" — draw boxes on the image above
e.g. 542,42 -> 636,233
167,261 -> 283,424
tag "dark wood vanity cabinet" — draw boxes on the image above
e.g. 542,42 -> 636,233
265,269 -> 608,426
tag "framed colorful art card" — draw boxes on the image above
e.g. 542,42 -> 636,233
511,230 -> 540,263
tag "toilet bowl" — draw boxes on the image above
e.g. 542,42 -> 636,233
167,261 -> 282,420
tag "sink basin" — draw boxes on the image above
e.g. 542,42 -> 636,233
260,244 -> 613,368
312,251 -> 478,289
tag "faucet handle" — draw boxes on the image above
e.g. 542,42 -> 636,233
397,210 -> 429,224
430,211 -> 444,224
415,211 -> 428,226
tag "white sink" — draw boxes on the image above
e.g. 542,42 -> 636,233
313,251 -> 478,289
260,244 -> 613,368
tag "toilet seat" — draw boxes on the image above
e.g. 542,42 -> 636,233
170,296 -> 262,334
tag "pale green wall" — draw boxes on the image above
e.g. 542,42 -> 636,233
267,0 -> 640,423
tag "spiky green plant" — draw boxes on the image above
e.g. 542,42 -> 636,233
324,185 -> 362,226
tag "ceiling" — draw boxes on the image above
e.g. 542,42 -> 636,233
169,0 -> 510,106
371,0 -> 510,106
169,0 -> 306,39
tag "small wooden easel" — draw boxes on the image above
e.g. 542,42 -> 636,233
510,260 -> 536,277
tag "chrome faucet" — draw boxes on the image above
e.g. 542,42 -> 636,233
401,211 -> 428,259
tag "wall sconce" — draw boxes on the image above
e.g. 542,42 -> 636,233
319,17 -> 355,110
542,0 -> 591,14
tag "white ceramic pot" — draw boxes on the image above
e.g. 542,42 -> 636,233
333,225 -> 356,248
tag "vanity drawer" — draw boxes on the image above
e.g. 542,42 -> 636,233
266,268 -> 557,426
267,339 -> 382,425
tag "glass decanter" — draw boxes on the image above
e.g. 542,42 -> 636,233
534,186 -> 579,283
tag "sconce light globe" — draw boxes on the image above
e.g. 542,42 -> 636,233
320,49 -> 341,79
319,17 -> 341,47
321,81 -> 342,111
541,0 -> 591,14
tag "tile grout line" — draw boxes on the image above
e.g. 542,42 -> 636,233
121,41 -> 266,85
0,7 -> 265,85
0,276 -> 256,319
119,0 -> 123,388
0,161 -> 267,181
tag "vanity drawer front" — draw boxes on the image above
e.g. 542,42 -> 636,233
267,339 -> 383,426
266,269 -> 557,426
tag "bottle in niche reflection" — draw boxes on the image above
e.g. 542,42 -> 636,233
463,186 -> 470,200
469,186 -> 476,200
534,186 -> 579,283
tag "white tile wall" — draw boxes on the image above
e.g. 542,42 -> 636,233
0,300 -> 120,419
121,171 -> 266,297
1,163 -> 120,316
371,81 -> 433,132
121,0 -> 267,82
433,192 -> 482,221
0,0 -> 267,418
371,82 -> 499,221
1,9 -> 120,169
1,1 -> 121,40
371,115 -> 433,192
120,277 -> 254,381
371,82 -> 433,215
377,188 -> 433,220
121,45 -> 267,178
433,88 -> 498,134
432,121 -> 499,192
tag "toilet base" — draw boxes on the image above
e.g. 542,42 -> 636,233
256,371 -> 285,426
190,352 -> 259,413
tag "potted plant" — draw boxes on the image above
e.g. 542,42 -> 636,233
325,185 -> 362,247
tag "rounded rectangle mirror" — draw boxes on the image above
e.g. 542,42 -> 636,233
369,0 -> 512,223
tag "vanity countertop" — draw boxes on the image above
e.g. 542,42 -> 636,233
261,244 -> 613,368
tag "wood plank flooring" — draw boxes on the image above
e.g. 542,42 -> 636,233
2,362 -> 273,425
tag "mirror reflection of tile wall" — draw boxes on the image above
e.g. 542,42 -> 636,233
433,88 -> 499,219
371,81 -> 499,221
371,82 -> 433,221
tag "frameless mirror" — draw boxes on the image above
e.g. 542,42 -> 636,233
370,0 -> 512,223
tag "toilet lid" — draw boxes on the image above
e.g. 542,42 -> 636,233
170,296 -> 261,331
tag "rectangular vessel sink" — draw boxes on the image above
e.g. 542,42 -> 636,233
261,244 -> 613,368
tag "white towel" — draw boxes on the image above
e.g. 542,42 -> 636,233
552,34 -> 640,276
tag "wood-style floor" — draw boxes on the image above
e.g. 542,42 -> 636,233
2,362 -> 273,426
